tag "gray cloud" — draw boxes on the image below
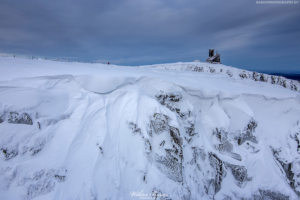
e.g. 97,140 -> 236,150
0,0 -> 299,72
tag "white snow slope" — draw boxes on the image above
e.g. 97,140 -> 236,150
0,57 -> 300,200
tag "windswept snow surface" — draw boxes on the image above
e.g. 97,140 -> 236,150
0,57 -> 300,200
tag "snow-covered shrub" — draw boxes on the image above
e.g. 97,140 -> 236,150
291,81 -> 298,91
259,74 -> 268,82
209,67 -> 215,73
271,76 -> 277,84
128,122 -> 141,135
253,72 -> 260,81
239,72 -> 248,79
226,70 -> 233,77
1,145 -> 18,160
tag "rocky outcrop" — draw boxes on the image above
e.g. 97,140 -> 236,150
8,112 -> 33,125
237,119 -> 258,145
208,153 -> 225,194
150,113 -> 183,182
272,147 -> 300,197
225,162 -> 247,188
253,190 -> 290,200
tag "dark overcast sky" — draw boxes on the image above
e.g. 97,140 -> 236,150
0,0 -> 299,72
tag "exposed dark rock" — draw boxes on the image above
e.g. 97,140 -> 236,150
280,162 -> 299,197
225,162 -> 247,188
219,141 -> 241,161
253,190 -> 290,200
191,66 -> 203,72
156,92 -> 187,118
238,132 -> 258,145
145,139 -> 151,152
99,147 -> 103,154
165,105 -> 186,118
149,113 -> 183,182
213,128 -> 242,160
213,128 -> 228,143
169,126 -> 182,147
151,113 -> 170,134
262,74 -> 297,91
54,175 -> 66,182
208,153 -> 225,194
190,147 -> 206,165
154,152 -> 183,182
156,92 -> 182,105
219,141 -> 233,153
184,136 -> 192,144
237,119 -> 258,145
8,112 -> 33,125
246,119 -> 257,134
37,122 -> 41,129
185,125 -> 197,137
156,92 -> 188,118
128,122 -> 141,135
293,133 -> 300,153
272,147 -> 300,197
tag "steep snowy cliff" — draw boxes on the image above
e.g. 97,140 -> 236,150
0,57 -> 300,200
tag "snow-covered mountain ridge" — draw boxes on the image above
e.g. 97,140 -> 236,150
141,62 -> 300,93
0,57 -> 300,200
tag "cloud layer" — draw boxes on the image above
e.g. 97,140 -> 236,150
0,0 -> 299,72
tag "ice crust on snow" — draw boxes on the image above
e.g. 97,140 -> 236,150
0,57 -> 300,199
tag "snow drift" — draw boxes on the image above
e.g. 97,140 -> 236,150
0,57 -> 300,200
